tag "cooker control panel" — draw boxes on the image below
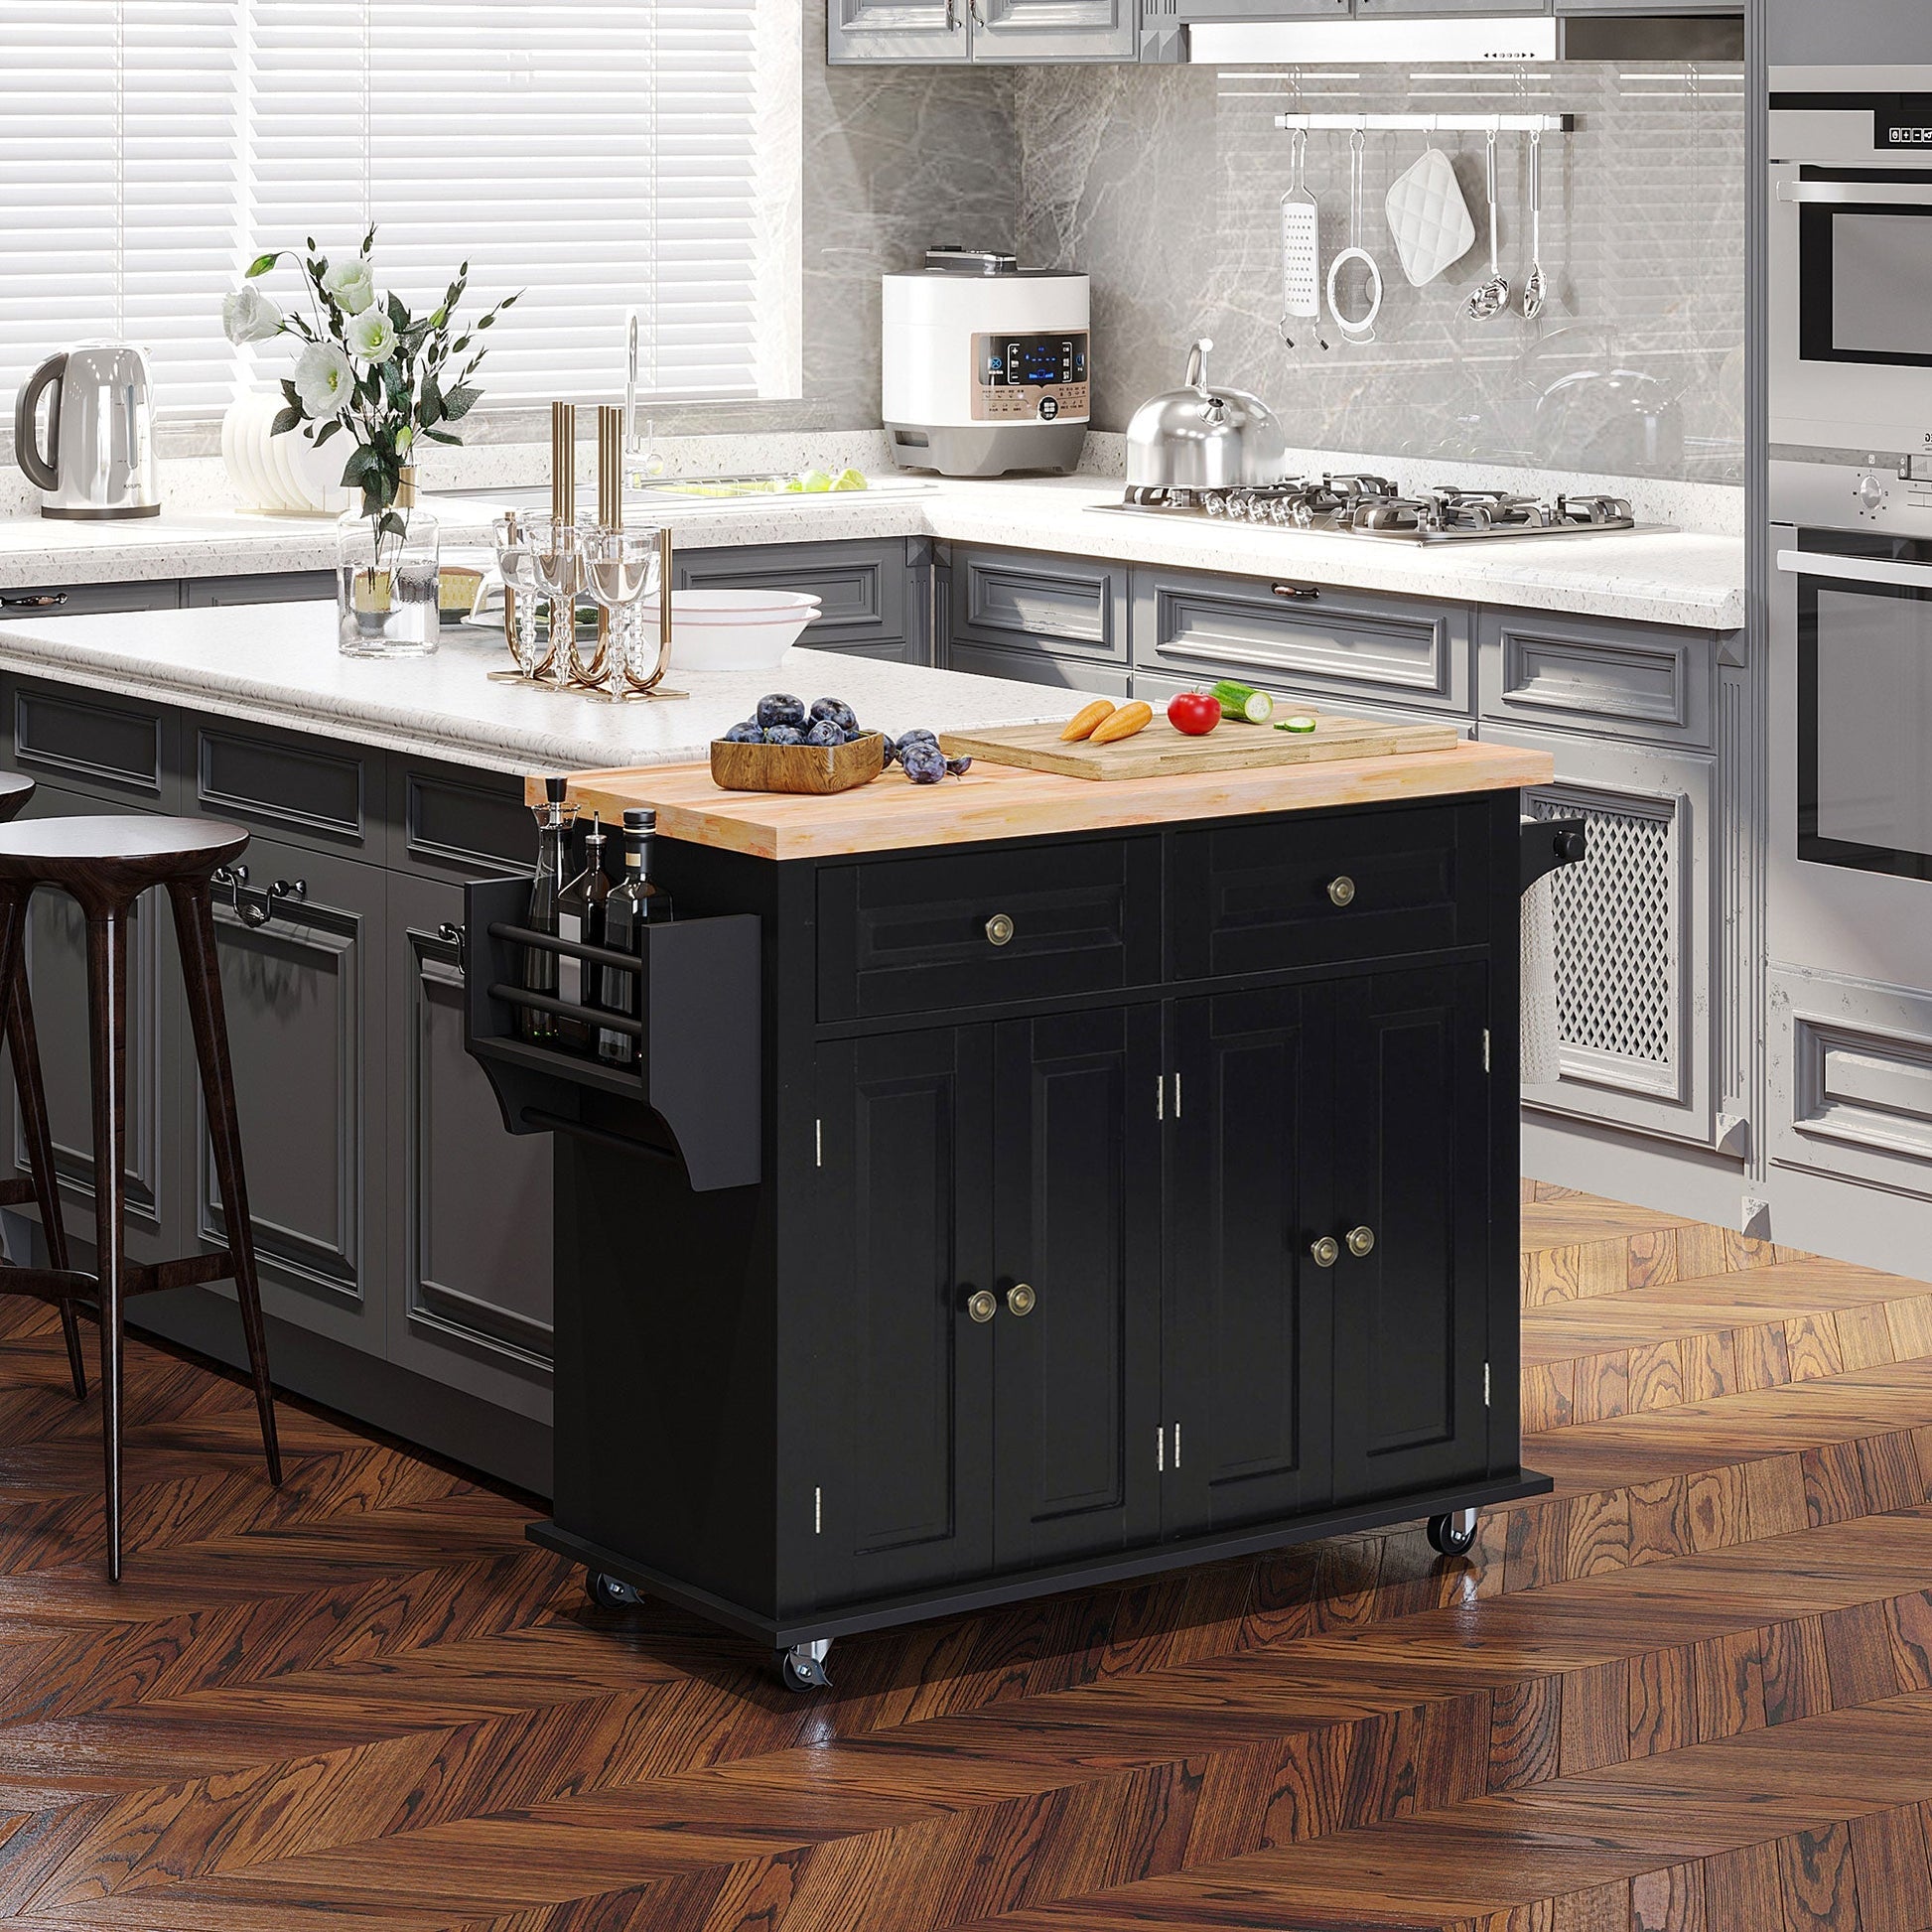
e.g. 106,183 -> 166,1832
972,332 -> 1090,424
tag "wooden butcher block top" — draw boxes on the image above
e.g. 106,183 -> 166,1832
544,739 -> 1555,862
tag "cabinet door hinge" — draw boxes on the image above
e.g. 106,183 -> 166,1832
1482,1029 -> 1491,1075
814,1119 -> 823,1168
814,1485 -> 823,1534
1483,1363 -> 1492,1407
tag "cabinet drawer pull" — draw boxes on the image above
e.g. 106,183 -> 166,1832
211,864 -> 311,930
1346,1225 -> 1376,1259
1,592 -> 68,610
1272,584 -> 1319,602
1310,1236 -> 1340,1269
967,1289 -> 998,1323
1327,876 -> 1357,908
1007,1283 -> 1035,1317
986,912 -> 1015,947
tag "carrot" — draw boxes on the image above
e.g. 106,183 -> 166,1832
1060,700 -> 1117,744
1090,701 -> 1154,745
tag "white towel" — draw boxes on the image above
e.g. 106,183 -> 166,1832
1521,872 -> 1564,1088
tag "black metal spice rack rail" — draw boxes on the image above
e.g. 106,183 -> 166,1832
462,876 -> 761,1192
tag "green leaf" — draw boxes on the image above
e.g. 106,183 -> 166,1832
313,420 -> 341,448
378,511 -> 408,541
419,427 -> 461,445
269,405 -> 304,438
245,251 -> 282,279
387,290 -> 408,332
361,223 -> 375,258
279,377 -> 299,407
442,384 -> 480,422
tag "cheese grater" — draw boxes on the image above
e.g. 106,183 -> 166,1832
1279,131 -> 1327,350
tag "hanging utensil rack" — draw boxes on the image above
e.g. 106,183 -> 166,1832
1273,113 -> 1574,134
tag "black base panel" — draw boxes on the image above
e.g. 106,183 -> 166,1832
529,1466 -> 1554,1653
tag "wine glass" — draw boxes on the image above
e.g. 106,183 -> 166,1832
525,516 -> 587,685
491,513 -> 547,678
580,525 -> 664,697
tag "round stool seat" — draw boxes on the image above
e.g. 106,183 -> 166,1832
0,773 -> 33,819
0,815 -> 247,891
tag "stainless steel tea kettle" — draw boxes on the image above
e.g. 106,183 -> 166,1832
1126,339 -> 1288,492
13,343 -> 161,520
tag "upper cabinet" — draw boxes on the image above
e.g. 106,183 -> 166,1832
830,0 -> 1140,62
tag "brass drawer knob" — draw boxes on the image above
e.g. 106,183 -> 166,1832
1007,1283 -> 1036,1317
1327,876 -> 1357,908
967,1290 -> 998,1324
986,912 -> 1016,947
1310,1236 -> 1340,1269
1347,1225 -> 1376,1258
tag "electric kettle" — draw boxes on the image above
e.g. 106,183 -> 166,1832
13,343 -> 161,520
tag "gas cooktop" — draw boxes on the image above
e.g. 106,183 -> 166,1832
1096,475 -> 1643,544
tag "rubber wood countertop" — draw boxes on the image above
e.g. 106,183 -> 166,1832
539,741 -> 1557,861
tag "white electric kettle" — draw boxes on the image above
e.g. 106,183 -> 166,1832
13,342 -> 161,520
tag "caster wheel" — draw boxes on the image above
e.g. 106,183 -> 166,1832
777,1641 -> 834,1693
1428,1509 -> 1479,1559
585,1571 -> 642,1610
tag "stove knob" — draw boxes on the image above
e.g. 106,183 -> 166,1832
1858,473 -> 1888,511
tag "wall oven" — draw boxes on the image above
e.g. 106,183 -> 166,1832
1771,69 -> 1932,454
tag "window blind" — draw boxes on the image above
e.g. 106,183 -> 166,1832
0,0 -> 800,423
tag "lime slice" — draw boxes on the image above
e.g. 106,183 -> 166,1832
832,468 -> 870,492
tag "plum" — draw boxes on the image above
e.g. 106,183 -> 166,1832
757,693 -> 806,730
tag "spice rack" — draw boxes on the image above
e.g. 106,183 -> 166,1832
462,876 -> 761,1193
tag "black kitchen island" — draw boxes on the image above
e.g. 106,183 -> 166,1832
468,741 -> 1557,1687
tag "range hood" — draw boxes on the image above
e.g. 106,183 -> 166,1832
1186,16 -> 1557,63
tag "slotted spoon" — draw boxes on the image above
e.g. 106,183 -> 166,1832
1464,129 -> 1509,323
1522,130 -> 1548,320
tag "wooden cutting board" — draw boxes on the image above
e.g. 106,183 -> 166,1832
938,710 -> 1460,781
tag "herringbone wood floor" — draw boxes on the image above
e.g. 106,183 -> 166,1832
4,1187 -> 1932,1928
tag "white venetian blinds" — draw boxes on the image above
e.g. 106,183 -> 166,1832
0,0 -> 800,422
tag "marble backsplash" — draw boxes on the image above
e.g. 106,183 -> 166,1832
1016,61 -> 1746,484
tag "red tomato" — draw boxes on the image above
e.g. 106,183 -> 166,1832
1167,690 -> 1220,737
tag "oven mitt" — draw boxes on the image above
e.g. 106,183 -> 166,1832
1385,148 -> 1477,289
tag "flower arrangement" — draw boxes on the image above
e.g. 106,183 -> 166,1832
222,229 -> 518,561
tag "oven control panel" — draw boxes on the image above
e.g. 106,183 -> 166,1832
1775,455 -> 1932,535
972,332 -> 1090,424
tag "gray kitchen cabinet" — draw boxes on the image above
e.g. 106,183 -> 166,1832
1,780 -> 183,1269
1358,0 -> 1547,12
7,677 -> 181,809
1477,607 -> 1719,751
1134,666 -> 1472,737
1487,721 -> 1718,1151
1170,0 -> 1345,17
949,639 -> 1130,699
829,0 -> 1137,61
676,538 -> 925,663
1132,565 -> 1473,715
1768,0 -> 1912,60
828,0 -> 969,61
950,546 -> 1129,669
383,874 -> 553,1420
190,833 -> 387,1357
190,712 -> 374,859
185,572 -> 336,608
387,759 -> 534,886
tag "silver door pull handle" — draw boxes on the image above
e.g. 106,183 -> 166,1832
986,912 -> 1015,947
1346,1225 -> 1376,1258
1273,584 -> 1320,601
212,865 -> 310,929
1327,876 -> 1357,907
1310,1236 -> 1339,1268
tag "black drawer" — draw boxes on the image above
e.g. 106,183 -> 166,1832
0,581 -> 179,621
1171,802 -> 1490,981
12,682 -> 168,798
390,759 -> 534,880
195,716 -> 369,849
818,838 -> 1162,1023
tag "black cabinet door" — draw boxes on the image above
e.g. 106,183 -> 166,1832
1164,985 -> 1334,1537
814,1026 -> 995,1602
992,1005 -> 1162,1570
1330,963 -> 1491,1505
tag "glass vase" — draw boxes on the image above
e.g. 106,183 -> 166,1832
337,470 -> 440,657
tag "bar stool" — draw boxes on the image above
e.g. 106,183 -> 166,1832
0,813 -> 282,1578
0,773 -> 86,1400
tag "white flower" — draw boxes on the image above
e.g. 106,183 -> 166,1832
293,342 -> 355,418
346,308 -> 397,361
221,285 -> 282,345
323,259 -> 376,316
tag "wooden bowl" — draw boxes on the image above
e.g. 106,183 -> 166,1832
710,732 -> 886,796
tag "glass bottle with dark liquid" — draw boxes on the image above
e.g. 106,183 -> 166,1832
598,808 -> 674,1068
554,813 -> 612,1053
522,776 -> 578,1043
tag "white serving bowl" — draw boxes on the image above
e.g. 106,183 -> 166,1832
646,590 -> 824,673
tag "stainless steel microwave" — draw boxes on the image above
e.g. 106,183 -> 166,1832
1771,68 -> 1932,455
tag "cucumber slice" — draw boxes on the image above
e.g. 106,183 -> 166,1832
1212,679 -> 1274,725
1277,714 -> 1318,735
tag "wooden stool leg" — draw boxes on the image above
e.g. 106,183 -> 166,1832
0,889 -> 79,1397
168,880 -> 281,1488
7,957 -> 85,1402
82,905 -> 128,1583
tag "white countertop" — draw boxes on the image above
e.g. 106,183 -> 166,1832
0,601 -> 1072,776
0,475 -> 1746,631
